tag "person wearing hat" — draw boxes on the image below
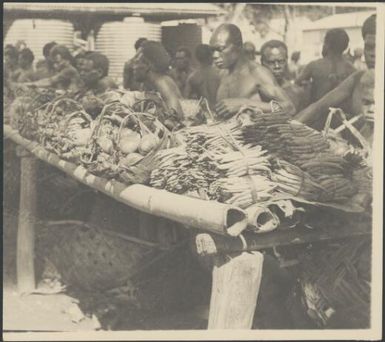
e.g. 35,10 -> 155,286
132,40 -> 184,120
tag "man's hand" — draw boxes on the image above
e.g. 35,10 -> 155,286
215,98 -> 246,119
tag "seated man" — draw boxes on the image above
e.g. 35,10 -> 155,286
260,40 -> 310,113
184,44 -> 221,110
79,51 -> 118,95
22,45 -> 83,93
295,14 -> 376,145
169,46 -> 195,95
210,24 -> 295,119
132,40 -> 184,120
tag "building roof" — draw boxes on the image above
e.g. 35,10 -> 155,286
3,2 -> 225,20
303,10 -> 376,31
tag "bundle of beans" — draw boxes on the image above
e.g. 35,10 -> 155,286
150,146 -> 211,193
208,175 -> 276,209
316,175 -> 358,202
297,153 -> 349,179
272,159 -> 328,202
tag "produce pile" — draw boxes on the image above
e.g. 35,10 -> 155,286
8,88 -> 371,212
9,89 -> 180,185
150,106 -> 370,210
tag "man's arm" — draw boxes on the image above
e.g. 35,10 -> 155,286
215,65 -> 295,118
294,71 -> 360,125
157,77 -> 184,120
23,68 -> 71,88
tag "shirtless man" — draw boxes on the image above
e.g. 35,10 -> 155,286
133,40 -> 184,120
22,45 -> 83,93
295,14 -> 376,144
260,40 -> 310,112
79,51 -> 117,95
295,28 -> 355,105
184,44 -> 221,110
210,24 -> 295,119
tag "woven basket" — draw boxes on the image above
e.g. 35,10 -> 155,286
45,221 -> 158,291
299,237 -> 371,328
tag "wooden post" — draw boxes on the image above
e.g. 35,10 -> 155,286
16,148 -> 37,294
208,251 -> 264,329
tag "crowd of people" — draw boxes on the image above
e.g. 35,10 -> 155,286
4,13 -> 376,143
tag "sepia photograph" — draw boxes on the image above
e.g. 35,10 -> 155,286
2,2 -> 383,341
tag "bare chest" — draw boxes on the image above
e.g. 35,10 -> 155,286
217,71 -> 257,101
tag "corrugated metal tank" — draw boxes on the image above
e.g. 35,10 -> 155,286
4,19 -> 74,61
96,17 -> 161,83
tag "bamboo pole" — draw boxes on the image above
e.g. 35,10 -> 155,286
207,251 -> 264,329
4,125 -> 248,236
16,148 -> 37,294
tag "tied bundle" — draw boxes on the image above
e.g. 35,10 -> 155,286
272,159 -> 327,202
209,175 -> 276,209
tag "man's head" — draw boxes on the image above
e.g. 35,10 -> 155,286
322,28 -> 350,57
360,69 -> 375,120
260,40 -> 288,83
174,47 -> 192,71
243,41 -> 256,61
43,41 -> 58,60
195,44 -> 213,66
362,14 -> 376,69
80,52 -> 110,87
210,23 -> 243,69
134,37 -> 147,51
18,48 -> 34,69
4,44 -> 19,69
49,45 -> 74,71
133,41 -> 171,82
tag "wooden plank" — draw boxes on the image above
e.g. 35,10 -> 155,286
16,150 -> 37,294
208,251 -> 264,329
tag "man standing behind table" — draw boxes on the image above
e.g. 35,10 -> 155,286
210,23 -> 295,119
295,28 -> 356,104
79,52 -> 118,95
184,44 -> 221,110
132,40 -> 184,122
169,46 -> 195,95
260,40 -> 310,112
295,14 -> 376,144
